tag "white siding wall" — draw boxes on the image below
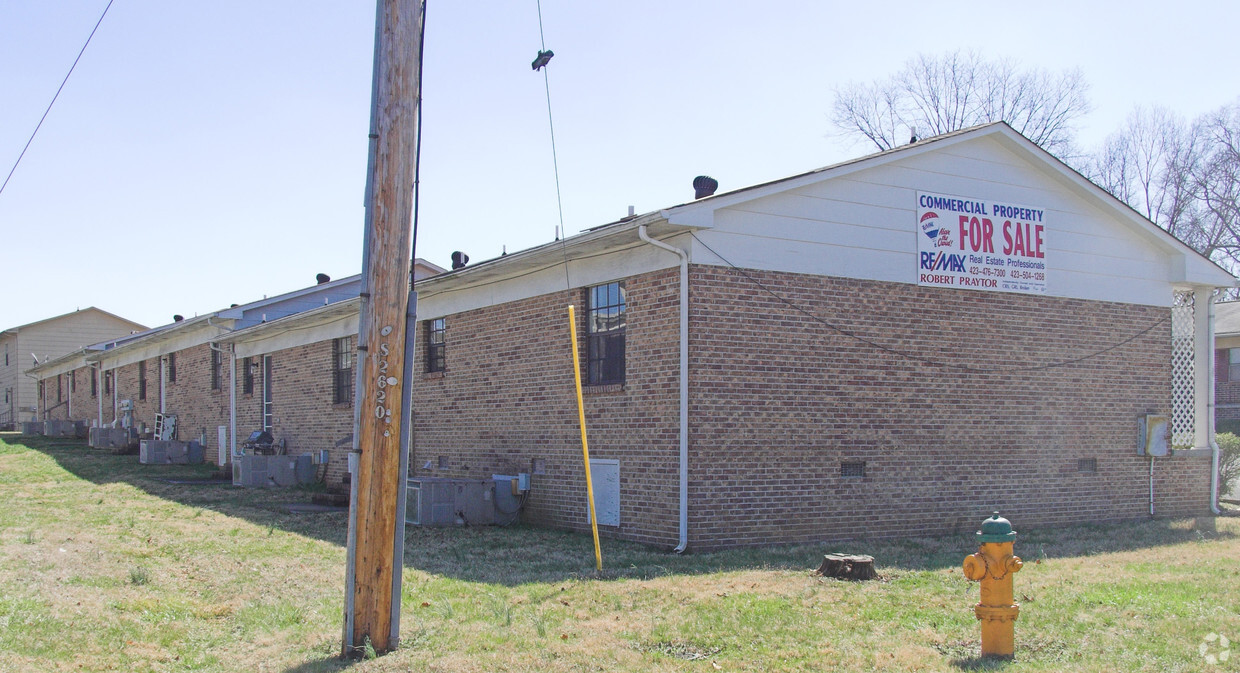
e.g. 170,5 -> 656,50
7,311 -> 144,421
692,136 -> 1177,307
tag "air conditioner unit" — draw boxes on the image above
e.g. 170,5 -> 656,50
405,478 -> 495,526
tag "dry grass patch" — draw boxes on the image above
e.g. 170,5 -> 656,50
2,434 -> 1239,672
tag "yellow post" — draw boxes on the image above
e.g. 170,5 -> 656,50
962,512 -> 1023,658
567,305 -> 603,571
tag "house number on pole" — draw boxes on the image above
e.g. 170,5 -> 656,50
375,325 -> 399,437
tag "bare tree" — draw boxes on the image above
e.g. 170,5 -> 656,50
1089,102 -> 1240,275
830,51 -> 1090,157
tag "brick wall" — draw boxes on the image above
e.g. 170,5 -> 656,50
412,264 -> 1210,550
263,341 -> 355,488
686,266 -> 1208,548
412,268 -> 683,547
1215,348 -> 1240,422
68,365 -> 97,424
42,373 -> 70,421
163,343 -> 230,464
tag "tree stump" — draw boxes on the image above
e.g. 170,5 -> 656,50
815,553 -> 876,580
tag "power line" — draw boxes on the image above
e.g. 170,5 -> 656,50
689,232 -> 1168,374
532,0 -> 570,289
0,0 -> 116,198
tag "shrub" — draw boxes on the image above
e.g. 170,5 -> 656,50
1215,432 -> 1240,499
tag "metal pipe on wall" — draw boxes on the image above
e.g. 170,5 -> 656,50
637,225 -> 690,554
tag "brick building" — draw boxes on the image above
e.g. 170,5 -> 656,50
29,264 -> 442,474
1214,301 -> 1240,423
22,124 -> 1234,551
404,123 -> 1233,550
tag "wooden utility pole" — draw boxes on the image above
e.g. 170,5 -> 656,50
342,0 -> 422,657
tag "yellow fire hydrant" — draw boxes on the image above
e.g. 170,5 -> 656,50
962,512 -> 1023,658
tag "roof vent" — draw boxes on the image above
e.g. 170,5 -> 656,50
316,273 -> 331,285
230,304 -> 239,308
451,251 -> 469,270
173,315 -> 184,322
693,175 -> 718,199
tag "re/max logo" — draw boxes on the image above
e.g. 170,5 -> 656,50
919,251 -> 966,272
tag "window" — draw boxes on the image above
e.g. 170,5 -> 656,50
1229,349 -> 1240,382
242,357 -> 254,395
57,375 -> 62,402
426,318 -> 446,373
586,282 -> 626,385
104,371 -> 112,395
90,369 -> 97,397
210,345 -> 221,390
138,361 -> 147,401
168,353 -> 177,383
70,370 -> 76,393
333,337 -> 353,404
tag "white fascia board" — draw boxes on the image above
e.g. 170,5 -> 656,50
232,314 -> 358,358
29,350 -> 92,378
223,301 -> 361,358
90,321 -> 234,370
414,215 -> 696,297
416,227 -> 693,320
984,129 -> 1236,288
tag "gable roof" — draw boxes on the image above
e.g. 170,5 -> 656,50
417,123 -> 1235,297
658,122 -> 1234,287
2,307 -> 147,336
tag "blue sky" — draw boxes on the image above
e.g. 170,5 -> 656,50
2,0 -> 1238,330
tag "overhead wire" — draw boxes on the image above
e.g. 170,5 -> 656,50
688,232 -> 1169,374
411,0 -> 427,268
532,0 -> 572,290
1,0 -> 116,198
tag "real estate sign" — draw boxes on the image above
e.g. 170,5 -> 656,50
916,191 -> 1047,295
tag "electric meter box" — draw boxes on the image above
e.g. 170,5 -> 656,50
1137,414 -> 1170,456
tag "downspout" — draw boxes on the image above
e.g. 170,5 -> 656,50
207,319 -> 237,467
159,356 -> 167,416
1209,295 -> 1222,515
637,225 -> 690,553
229,349 -> 237,467
93,363 -> 102,427
209,340 -> 234,468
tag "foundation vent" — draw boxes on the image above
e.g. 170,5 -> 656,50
1077,457 -> 1098,473
840,460 -> 866,478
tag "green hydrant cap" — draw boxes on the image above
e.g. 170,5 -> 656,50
976,511 -> 1017,543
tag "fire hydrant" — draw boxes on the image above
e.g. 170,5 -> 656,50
962,512 -> 1023,658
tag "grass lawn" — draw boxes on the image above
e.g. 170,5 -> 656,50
1,433 -> 1238,673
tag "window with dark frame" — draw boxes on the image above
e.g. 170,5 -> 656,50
57,375 -> 62,402
426,318 -> 446,373
210,346 -> 221,390
168,353 -> 177,383
333,337 -> 353,404
242,357 -> 254,395
586,282 -> 626,385
104,371 -> 112,395
70,370 -> 76,393
138,361 -> 147,401
90,369 -> 97,397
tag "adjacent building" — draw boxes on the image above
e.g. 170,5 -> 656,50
1,308 -> 146,428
